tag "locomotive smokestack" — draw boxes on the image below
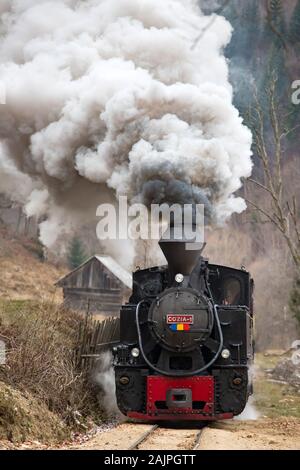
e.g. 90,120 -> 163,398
159,206 -> 205,277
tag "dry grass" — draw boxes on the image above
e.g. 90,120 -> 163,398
0,381 -> 68,444
0,230 -> 107,443
0,227 -> 66,301
254,353 -> 300,419
0,299 -> 102,441
255,379 -> 300,418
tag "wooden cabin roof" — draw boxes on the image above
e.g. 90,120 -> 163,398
56,255 -> 132,289
94,255 -> 132,288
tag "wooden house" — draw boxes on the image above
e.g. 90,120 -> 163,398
56,255 -> 132,316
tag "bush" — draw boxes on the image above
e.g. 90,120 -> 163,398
0,300 -> 101,432
0,381 -> 67,443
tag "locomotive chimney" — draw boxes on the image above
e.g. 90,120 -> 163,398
159,205 -> 205,278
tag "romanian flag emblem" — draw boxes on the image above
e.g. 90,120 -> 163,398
166,313 -> 194,331
169,323 -> 190,332
167,314 -> 193,332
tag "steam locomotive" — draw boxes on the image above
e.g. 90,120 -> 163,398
113,221 -> 254,421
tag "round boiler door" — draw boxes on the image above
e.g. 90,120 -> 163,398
148,287 -> 214,352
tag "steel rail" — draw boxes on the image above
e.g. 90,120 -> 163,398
128,424 -> 159,450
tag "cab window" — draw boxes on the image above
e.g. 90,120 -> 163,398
222,277 -> 242,305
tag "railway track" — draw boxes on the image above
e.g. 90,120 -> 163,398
128,425 -> 159,450
192,428 -> 204,450
128,424 -> 204,451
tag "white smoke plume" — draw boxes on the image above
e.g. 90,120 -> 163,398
236,396 -> 260,421
236,366 -> 260,421
94,351 -> 120,417
0,0 -> 252,252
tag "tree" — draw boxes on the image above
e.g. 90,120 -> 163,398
262,0 -> 289,103
247,76 -> 300,329
226,0 -> 261,60
286,0 -> 300,150
223,1 -> 263,117
247,76 -> 300,273
266,0 -> 287,48
67,237 -> 87,269
289,0 -> 300,44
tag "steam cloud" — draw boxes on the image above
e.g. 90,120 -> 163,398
94,351 -> 120,418
0,0 -> 252,248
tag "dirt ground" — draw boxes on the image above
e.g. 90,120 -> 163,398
0,418 -> 299,451
67,418 -> 300,451
70,423 -> 201,451
200,418 -> 300,450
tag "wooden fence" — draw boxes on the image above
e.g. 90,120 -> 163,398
76,314 -> 120,371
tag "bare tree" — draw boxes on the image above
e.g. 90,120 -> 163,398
247,75 -> 300,272
192,0 -> 231,50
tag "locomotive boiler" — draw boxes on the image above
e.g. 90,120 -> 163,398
113,220 -> 254,421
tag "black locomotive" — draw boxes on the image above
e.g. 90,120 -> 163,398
113,221 -> 254,421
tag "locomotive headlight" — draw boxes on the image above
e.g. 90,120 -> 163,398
221,349 -> 231,359
131,347 -> 140,358
175,273 -> 184,284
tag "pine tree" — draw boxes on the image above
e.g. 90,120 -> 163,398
268,0 -> 284,24
223,0 -> 262,118
67,237 -> 87,269
260,0 -> 288,103
268,0 -> 283,16
225,0 -> 261,61
286,0 -> 300,149
266,0 -> 286,47
289,0 -> 300,44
